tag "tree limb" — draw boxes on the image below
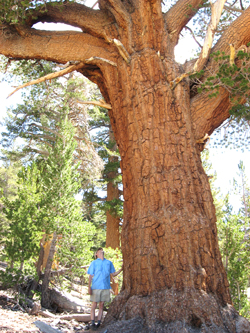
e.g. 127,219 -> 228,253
77,99 -> 112,109
164,0 -> 205,45
8,62 -> 84,98
26,2 -> 113,41
184,26 -> 202,49
190,5 -> 250,140
193,0 -> 227,72
0,25 -> 117,67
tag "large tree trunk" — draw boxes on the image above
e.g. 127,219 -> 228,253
101,51 -> 246,332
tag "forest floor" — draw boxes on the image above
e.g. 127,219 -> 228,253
0,290 -> 103,333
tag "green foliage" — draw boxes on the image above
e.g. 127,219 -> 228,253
2,163 -> 43,265
201,150 -> 225,220
0,0 -> 63,25
0,161 -> 21,253
0,267 -> 24,289
1,58 -> 103,184
191,50 -> 250,149
203,153 -> 250,317
1,116 -> 97,279
217,202 -> 250,317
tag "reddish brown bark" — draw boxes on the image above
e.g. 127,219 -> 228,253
106,129 -> 120,250
1,1 -> 250,331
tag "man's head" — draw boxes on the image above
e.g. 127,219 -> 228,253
95,247 -> 104,259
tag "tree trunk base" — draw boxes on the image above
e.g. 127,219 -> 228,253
103,288 -> 250,333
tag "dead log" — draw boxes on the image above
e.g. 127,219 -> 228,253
59,313 -> 98,322
33,320 -> 63,333
50,288 -> 88,313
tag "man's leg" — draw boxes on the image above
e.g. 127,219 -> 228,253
95,302 -> 104,328
97,301 -> 104,321
91,302 -> 97,321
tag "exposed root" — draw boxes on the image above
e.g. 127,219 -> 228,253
101,288 -> 250,333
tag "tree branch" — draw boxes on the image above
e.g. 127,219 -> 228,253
77,99 -> 112,109
164,0 -> 205,45
8,62 -> 84,98
193,0 -> 227,72
0,25 -> 117,67
27,2 -> 113,41
190,6 -> 250,141
184,26 -> 202,49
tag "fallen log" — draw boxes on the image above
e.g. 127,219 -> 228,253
33,320 -> 63,333
50,287 -> 88,313
60,313 -> 98,322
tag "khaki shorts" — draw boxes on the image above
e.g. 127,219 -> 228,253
90,289 -> 110,303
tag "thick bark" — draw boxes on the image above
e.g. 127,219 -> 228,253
101,50 -> 237,331
106,129 -> 121,250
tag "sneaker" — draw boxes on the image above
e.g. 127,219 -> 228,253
89,323 -> 97,331
95,322 -> 101,328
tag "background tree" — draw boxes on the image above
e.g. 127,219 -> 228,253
1,0 -> 250,331
217,200 -> 250,318
1,115 -> 96,308
86,100 -> 123,249
0,159 -> 21,256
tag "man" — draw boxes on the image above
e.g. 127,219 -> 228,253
87,248 -> 123,330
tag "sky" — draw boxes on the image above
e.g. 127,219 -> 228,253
0,1 -> 249,213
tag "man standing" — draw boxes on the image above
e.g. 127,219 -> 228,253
87,248 -> 123,330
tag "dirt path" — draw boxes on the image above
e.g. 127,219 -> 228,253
0,291 -> 89,333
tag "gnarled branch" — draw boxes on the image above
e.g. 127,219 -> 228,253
26,2 -> 113,40
0,25 -> 117,68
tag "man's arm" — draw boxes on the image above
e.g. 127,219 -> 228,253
88,275 -> 93,295
111,264 -> 123,277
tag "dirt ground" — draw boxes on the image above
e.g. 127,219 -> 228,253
0,291 -> 91,333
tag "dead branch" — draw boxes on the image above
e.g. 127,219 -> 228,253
193,0 -> 227,72
28,123 -> 64,138
170,72 -> 191,90
196,133 -> 210,143
113,39 -> 131,64
8,62 -> 84,98
230,44 -> 236,65
184,26 -> 202,49
26,147 -> 50,156
92,1 -> 98,9
85,56 -> 117,67
224,4 -> 244,13
77,99 -> 112,109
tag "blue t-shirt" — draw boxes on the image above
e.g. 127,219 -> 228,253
87,258 -> 115,290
